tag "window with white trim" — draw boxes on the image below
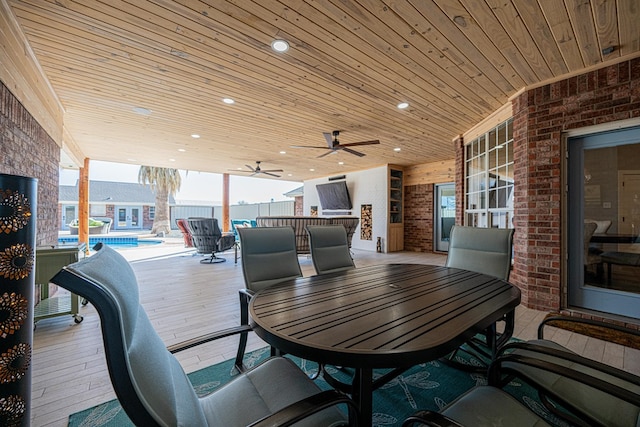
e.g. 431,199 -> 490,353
465,118 -> 514,229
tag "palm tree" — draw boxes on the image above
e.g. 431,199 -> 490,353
138,166 -> 181,235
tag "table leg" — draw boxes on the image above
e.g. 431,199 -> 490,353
352,368 -> 373,427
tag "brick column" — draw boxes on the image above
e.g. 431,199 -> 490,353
453,136 -> 465,225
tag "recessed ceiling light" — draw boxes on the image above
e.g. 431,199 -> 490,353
309,168 -> 315,172
397,102 -> 409,109
287,174 -> 293,177
222,98 -> 235,104
338,161 -> 344,165
169,158 -> 176,162
280,151 -> 286,154
178,148 -> 186,152
191,134 -> 200,138
394,147 -> 401,152
271,39 -> 289,52
132,107 -> 152,115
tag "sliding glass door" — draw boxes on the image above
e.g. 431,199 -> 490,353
435,183 -> 455,252
568,126 -> 640,319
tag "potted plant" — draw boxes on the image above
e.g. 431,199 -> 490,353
68,218 -> 111,235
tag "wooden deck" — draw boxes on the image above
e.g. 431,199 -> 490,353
31,244 -> 640,426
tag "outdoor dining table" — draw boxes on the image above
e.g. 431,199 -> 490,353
249,263 -> 522,426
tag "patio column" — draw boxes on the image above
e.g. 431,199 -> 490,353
222,173 -> 229,232
78,158 -> 90,254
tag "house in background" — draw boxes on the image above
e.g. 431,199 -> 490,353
58,180 -> 176,231
59,180 -> 298,232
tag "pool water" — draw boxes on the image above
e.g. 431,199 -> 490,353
58,236 -> 163,249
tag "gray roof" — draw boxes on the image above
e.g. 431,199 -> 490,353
283,186 -> 303,197
59,180 -> 176,204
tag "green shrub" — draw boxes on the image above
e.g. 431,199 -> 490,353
69,218 -> 105,227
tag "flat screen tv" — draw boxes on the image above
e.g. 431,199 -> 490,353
316,181 -> 352,210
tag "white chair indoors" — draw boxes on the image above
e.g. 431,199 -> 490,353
50,243 -> 357,426
306,225 -> 355,275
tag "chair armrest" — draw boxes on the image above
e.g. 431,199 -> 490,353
248,390 -> 359,427
167,324 -> 253,354
239,288 -> 254,326
489,341 -> 640,423
538,315 -> 640,349
401,410 -> 464,427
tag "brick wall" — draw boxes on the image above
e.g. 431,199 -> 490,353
294,196 -> 303,216
0,80 -> 60,245
509,58 -> 640,312
403,184 -> 433,251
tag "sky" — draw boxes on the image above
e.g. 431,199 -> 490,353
59,160 -> 302,205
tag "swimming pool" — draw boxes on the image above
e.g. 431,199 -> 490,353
58,236 -> 163,249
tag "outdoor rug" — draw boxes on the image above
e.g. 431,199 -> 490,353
69,346 -> 570,427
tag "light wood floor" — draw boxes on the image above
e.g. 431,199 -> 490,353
31,245 -> 640,426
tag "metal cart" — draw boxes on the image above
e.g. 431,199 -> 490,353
34,244 -> 86,326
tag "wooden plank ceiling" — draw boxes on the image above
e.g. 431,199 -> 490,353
7,0 -> 640,182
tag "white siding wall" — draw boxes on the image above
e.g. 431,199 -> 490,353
304,165 -> 389,252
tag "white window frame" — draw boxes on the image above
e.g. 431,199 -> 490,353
464,118 -> 514,229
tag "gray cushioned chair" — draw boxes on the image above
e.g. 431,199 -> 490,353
402,386 -> 552,426
187,217 -> 236,264
50,243 -> 356,426
404,331 -> 640,427
306,225 -> 355,275
494,316 -> 640,427
235,226 -> 303,371
444,225 -> 515,368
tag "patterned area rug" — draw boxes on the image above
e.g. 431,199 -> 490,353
68,346 -> 569,427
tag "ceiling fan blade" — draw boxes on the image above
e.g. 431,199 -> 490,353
316,150 -> 336,158
263,172 -> 281,177
245,164 -> 257,172
290,145 -> 329,149
342,147 -> 366,157
323,132 -> 334,148
341,140 -> 380,147
261,169 -> 284,173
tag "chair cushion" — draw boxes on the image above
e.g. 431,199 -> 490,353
441,386 -> 550,427
445,226 -> 514,280
510,340 -> 640,427
201,357 -> 347,426
585,219 -> 612,234
307,225 -> 355,275
69,245 -> 208,425
238,227 -> 303,292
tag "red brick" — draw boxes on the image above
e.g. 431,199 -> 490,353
0,81 -> 59,246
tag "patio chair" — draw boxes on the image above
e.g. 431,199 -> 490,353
235,226 -> 303,371
186,217 -> 236,264
443,225 -> 515,370
402,386 -> 552,426
492,315 -> 640,427
175,218 -> 194,248
49,243 -> 357,427
306,225 -> 355,275
404,330 -> 640,427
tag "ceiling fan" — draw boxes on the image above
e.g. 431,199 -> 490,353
230,161 -> 283,178
292,130 -> 380,158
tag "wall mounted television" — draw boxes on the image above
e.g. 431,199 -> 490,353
316,180 -> 352,210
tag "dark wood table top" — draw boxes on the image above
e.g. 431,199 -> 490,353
250,263 -> 521,369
